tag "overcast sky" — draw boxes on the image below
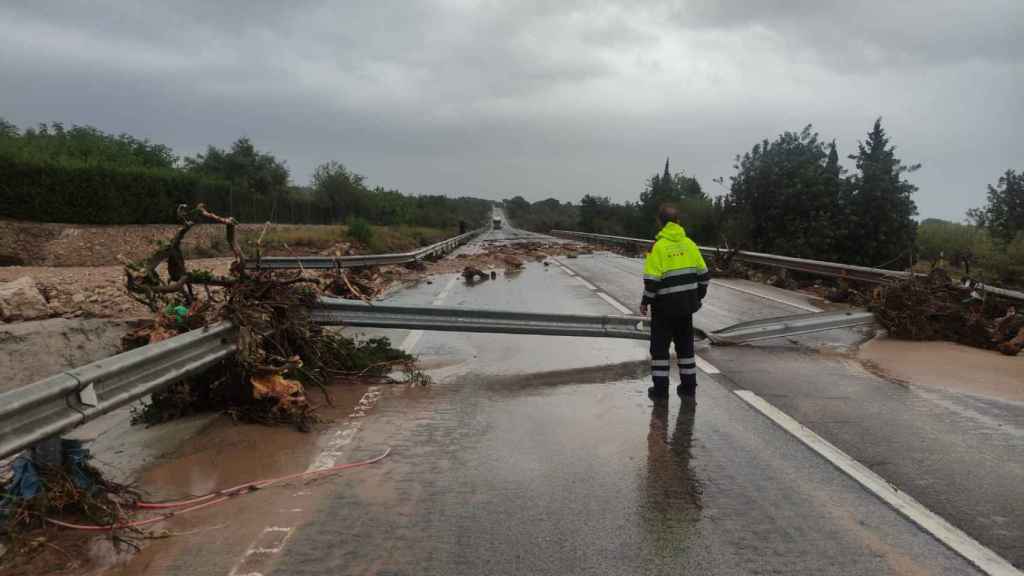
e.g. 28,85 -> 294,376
2,1 -> 1021,221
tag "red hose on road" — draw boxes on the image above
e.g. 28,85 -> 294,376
44,448 -> 391,531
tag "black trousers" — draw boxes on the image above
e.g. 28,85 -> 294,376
649,312 -> 696,389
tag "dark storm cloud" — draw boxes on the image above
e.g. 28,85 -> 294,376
0,1 -> 1020,220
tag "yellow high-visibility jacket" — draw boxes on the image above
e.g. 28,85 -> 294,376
642,222 -> 710,315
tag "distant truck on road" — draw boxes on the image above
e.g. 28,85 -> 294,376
492,217 -> 503,229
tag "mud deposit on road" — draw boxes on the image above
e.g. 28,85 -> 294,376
3,385 -> 377,576
860,336 -> 1024,402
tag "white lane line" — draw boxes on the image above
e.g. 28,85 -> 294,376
711,279 -> 822,313
575,276 -> 598,290
559,266 -> 576,276
734,390 -> 1021,576
225,274 -> 470,576
695,356 -> 720,374
595,291 -> 632,315
306,386 -> 381,472
401,274 -> 460,354
432,274 -> 459,305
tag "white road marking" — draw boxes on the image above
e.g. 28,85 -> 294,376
432,274 -> 459,305
695,356 -> 720,374
306,387 -> 381,472
595,291 -> 633,315
711,279 -> 822,313
401,274 -> 460,354
225,274 -> 471,576
228,526 -> 296,576
734,390 -> 1022,576
400,330 -> 424,353
576,276 -> 598,290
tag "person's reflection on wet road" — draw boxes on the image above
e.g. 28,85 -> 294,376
642,399 -> 703,563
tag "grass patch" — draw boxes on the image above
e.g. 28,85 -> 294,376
229,223 -> 453,255
363,225 -> 451,252
253,225 -> 346,250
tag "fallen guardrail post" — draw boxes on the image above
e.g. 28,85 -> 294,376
310,299 -> 652,339
706,310 -> 877,345
1,299 -> 881,460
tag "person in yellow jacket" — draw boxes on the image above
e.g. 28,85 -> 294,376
640,204 -> 710,399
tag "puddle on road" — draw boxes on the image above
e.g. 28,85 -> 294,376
100,383 -> 374,576
456,358 -> 651,394
860,336 -> 1024,402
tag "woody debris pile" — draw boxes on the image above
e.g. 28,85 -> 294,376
870,269 -> 1024,355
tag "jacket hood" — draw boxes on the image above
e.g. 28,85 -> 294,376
656,221 -> 687,242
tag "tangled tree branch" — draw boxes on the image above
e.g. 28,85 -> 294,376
121,204 -> 246,312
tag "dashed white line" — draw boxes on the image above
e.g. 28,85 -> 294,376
228,526 -> 296,576
734,390 -> 1022,576
306,386 -> 381,473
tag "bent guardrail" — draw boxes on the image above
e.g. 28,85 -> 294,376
311,299 -> 651,339
0,298 -> 880,460
250,228 -> 485,270
551,229 -> 1024,301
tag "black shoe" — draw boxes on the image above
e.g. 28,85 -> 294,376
676,382 -> 697,398
648,386 -> 669,399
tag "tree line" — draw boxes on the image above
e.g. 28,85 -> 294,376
0,119 -> 490,229
505,118 -> 1022,285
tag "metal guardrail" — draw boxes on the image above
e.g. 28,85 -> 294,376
249,228 -> 484,270
0,323 -> 238,461
1,297 -> 885,459
551,229 -> 1024,301
708,310 -> 877,344
311,299 -> 651,339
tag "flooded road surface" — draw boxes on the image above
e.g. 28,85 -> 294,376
103,223 -> 1019,575
265,229 -> 983,575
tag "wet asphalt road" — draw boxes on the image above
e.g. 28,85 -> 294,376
266,224 -> 1006,575
566,246 -> 1024,568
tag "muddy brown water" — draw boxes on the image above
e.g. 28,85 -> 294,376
66,384 -> 374,576
860,336 -> 1024,402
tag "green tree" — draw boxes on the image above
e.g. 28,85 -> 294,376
916,219 -> 986,273
846,118 -> 919,267
968,169 -> 1024,245
638,158 -> 707,236
311,162 -> 368,224
723,126 -> 839,258
185,138 -> 290,221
